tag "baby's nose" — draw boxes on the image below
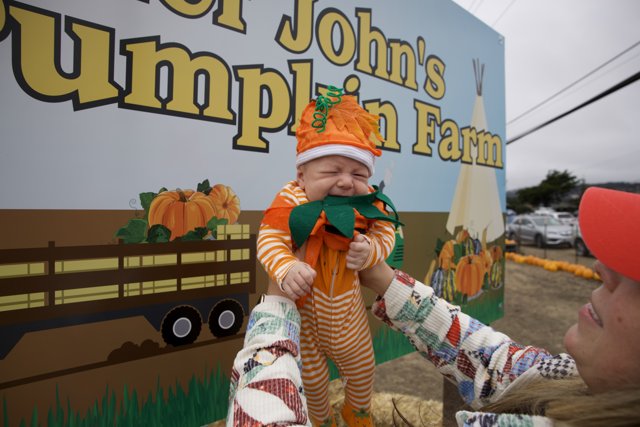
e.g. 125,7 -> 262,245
337,174 -> 354,187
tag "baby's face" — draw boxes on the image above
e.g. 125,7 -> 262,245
297,155 -> 370,201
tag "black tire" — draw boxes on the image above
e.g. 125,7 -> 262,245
575,238 -> 590,257
535,234 -> 545,248
209,299 -> 244,338
161,306 -> 202,347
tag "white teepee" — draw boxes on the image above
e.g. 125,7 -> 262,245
446,59 -> 504,242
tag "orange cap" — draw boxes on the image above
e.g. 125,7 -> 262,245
579,187 -> 640,281
295,95 -> 383,175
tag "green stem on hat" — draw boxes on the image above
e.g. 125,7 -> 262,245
311,86 -> 343,133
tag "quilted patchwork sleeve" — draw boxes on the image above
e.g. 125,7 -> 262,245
226,296 -> 311,426
371,270 -> 576,409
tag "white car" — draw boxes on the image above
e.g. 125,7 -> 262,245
507,215 -> 575,248
534,209 -> 577,226
550,211 -> 577,226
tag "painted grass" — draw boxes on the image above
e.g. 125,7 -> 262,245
6,325 -> 417,426
4,365 -> 229,427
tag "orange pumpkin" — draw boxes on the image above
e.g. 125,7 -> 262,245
208,184 -> 241,224
455,255 -> 485,296
438,239 -> 456,270
148,189 -> 216,240
581,267 -> 595,280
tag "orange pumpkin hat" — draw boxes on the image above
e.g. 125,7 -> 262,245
295,89 -> 383,176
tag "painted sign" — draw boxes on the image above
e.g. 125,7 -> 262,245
0,0 -> 505,425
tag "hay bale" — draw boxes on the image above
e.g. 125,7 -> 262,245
329,380 -> 442,426
209,380 -> 443,426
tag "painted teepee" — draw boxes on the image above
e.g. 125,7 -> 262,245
445,59 -> 504,242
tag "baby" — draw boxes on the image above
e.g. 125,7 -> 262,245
257,88 -> 399,427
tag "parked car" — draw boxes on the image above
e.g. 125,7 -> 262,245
506,214 -> 575,248
550,211 -> 577,226
534,209 -> 578,226
574,225 -> 592,257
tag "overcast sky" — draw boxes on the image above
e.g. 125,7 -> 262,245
452,0 -> 640,191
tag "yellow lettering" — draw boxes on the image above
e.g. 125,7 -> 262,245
288,60 -> 312,134
212,0 -> 246,33
438,120 -> 461,161
10,5 -> 118,108
389,40 -> 418,90
460,127 -> 477,164
476,131 -> 503,168
363,100 -> 400,152
412,100 -> 440,156
355,9 -> 389,80
316,9 -> 356,66
160,0 -> 214,18
122,38 -> 234,123
424,55 -> 445,100
234,66 -> 291,152
275,0 -> 316,53
1,0 -> 6,37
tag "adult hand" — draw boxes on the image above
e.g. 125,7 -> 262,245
359,262 -> 395,296
267,278 -> 291,299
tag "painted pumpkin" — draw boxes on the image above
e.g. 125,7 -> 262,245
438,239 -> 456,270
430,268 -> 444,298
208,184 -> 241,224
443,269 -> 456,301
478,249 -> 493,270
489,262 -> 503,289
490,245 -> 503,262
455,255 -> 485,297
455,229 -> 470,243
148,189 -> 216,240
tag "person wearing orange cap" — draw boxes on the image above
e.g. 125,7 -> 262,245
252,87 -> 400,427
227,187 -> 640,426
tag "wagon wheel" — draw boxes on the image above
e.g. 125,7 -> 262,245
161,305 -> 202,346
209,299 -> 244,338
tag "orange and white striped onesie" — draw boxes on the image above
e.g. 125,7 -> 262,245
257,181 -> 396,425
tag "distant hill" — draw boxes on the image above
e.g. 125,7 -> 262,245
585,181 -> 640,193
507,181 -> 640,213
508,181 -> 640,197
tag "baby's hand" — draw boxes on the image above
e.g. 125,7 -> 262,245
347,234 -> 371,270
281,261 -> 316,299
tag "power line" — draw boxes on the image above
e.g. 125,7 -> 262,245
506,69 -> 640,145
492,0 -> 517,27
508,40 -> 640,125
549,49 -> 640,110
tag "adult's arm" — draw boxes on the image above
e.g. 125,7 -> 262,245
226,281 -> 311,426
360,264 -> 577,409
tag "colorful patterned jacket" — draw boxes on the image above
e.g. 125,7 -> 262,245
226,270 -> 578,426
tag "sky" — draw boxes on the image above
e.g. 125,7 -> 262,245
452,0 -> 640,191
